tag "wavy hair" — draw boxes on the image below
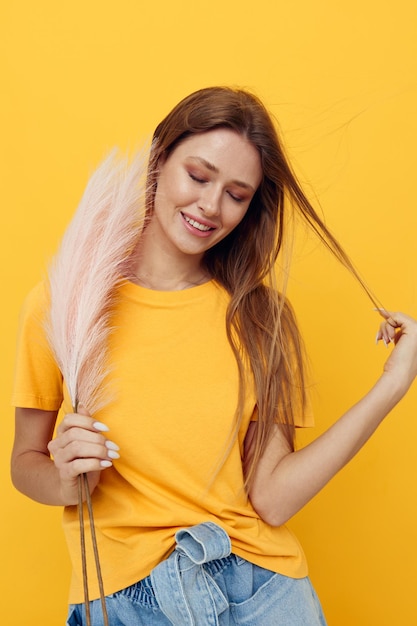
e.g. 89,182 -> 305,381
147,86 -> 377,485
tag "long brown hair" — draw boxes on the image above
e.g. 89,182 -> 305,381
147,86 -> 378,485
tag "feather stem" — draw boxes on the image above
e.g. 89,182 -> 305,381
46,148 -> 149,620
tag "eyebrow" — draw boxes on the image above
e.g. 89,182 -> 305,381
188,156 -> 256,192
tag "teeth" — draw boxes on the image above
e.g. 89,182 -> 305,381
184,215 -> 212,231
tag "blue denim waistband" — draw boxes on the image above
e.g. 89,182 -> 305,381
150,521 -> 232,626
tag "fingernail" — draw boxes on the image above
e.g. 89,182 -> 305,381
100,460 -> 112,468
383,338 -> 389,348
94,421 -> 109,432
375,332 -> 380,344
105,440 -> 119,451
107,450 -> 120,460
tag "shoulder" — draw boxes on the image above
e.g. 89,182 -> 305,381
17,280 -> 51,340
21,280 -> 50,314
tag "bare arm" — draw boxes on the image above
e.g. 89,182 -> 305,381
245,311 -> 417,526
11,408 -> 119,506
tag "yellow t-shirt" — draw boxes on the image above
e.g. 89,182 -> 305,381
12,280 -> 313,603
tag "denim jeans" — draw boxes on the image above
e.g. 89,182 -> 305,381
67,522 -> 327,626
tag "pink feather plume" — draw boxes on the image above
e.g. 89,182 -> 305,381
46,148 -> 148,415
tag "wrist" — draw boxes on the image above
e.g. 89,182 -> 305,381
58,478 -> 80,507
376,370 -> 410,407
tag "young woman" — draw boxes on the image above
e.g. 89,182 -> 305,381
11,87 -> 417,625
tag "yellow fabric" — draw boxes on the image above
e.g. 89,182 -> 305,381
12,280 -> 313,603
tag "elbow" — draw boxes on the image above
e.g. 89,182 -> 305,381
10,453 -> 19,488
10,455 -> 25,495
249,491 -> 291,527
10,450 -> 35,498
10,466 -> 23,496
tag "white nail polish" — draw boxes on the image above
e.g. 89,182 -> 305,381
107,450 -> 120,460
94,421 -> 109,432
100,460 -> 112,468
105,440 -> 120,451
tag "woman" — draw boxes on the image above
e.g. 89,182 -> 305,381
11,87 -> 417,625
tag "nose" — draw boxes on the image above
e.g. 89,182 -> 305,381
199,186 -> 221,217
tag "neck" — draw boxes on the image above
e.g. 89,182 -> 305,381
131,239 -> 210,292
132,269 -> 209,291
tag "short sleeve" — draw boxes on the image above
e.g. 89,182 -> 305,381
11,282 -> 63,411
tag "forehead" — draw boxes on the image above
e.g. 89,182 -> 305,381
170,128 -> 263,187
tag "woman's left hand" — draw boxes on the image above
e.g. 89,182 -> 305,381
376,310 -> 417,394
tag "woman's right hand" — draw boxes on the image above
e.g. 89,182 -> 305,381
47,411 -> 120,504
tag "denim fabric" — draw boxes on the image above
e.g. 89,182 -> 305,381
67,522 -> 327,626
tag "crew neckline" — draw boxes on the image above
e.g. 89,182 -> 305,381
121,278 -> 218,303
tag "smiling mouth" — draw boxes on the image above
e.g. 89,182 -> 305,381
182,213 -> 214,232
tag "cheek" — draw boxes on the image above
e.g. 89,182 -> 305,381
223,206 -> 249,231
156,173 -> 195,208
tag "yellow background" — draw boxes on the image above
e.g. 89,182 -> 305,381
1,1 -> 416,624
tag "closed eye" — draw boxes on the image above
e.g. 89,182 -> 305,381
189,169 -> 246,203
227,191 -> 245,203
189,172 -> 207,184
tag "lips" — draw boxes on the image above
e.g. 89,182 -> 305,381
181,212 -> 216,233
